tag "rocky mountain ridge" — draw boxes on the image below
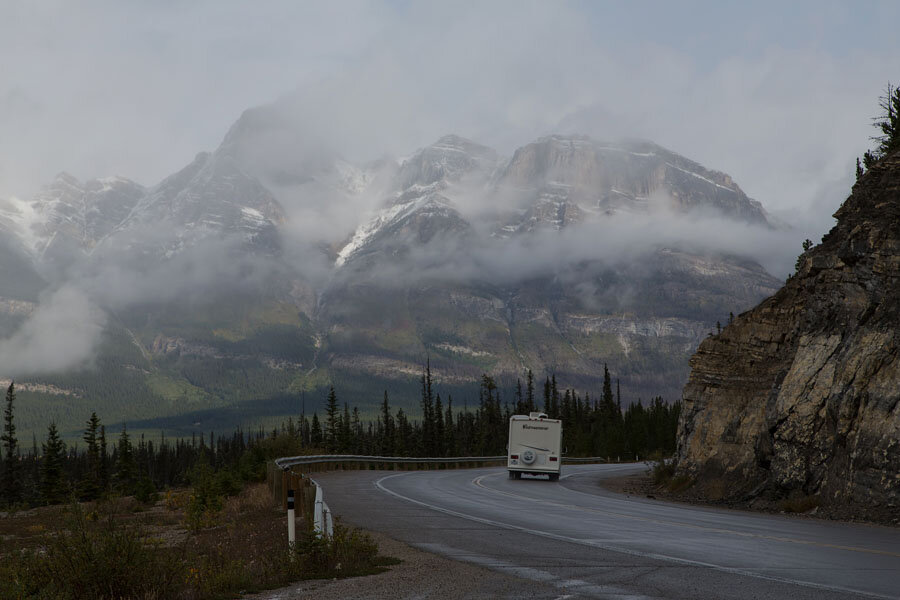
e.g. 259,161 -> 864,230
0,112 -> 784,438
677,150 -> 900,517
493,136 -> 769,236
334,134 -> 774,267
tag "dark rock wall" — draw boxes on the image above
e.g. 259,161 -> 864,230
678,151 -> 900,513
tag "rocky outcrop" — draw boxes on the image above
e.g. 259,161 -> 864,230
495,136 -> 771,232
678,151 -> 900,516
27,173 -> 146,253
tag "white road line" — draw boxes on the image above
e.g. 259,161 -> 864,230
374,471 -> 893,600
474,473 -> 900,558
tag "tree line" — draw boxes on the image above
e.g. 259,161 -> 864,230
0,363 -> 681,509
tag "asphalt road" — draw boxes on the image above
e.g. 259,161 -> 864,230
314,464 -> 900,599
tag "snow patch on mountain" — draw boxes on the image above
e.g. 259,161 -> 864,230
335,200 -> 413,267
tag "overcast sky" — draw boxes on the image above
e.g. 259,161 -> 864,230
2,0 -> 898,242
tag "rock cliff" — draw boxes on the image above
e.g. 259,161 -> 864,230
678,151 -> 900,517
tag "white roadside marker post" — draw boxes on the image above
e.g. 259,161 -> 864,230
287,488 -> 296,552
314,483 -> 324,536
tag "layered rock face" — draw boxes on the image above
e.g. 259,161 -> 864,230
678,151 -> 900,513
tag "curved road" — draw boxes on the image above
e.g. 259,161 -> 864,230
315,464 -> 900,599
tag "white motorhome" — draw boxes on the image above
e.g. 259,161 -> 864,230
507,412 -> 562,481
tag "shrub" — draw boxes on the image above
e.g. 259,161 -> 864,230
134,476 -> 159,504
290,524 -> 382,578
10,502 -> 183,599
184,462 -> 225,532
649,459 -> 676,485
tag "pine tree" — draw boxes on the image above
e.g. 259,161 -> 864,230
114,426 -> 137,495
351,407 -> 362,453
856,157 -> 864,180
420,360 -> 435,455
395,408 -> 411,456
602,365 -> 613,407
543,376 -> 551,415
324,386 -> 339,452
340,403 -> 352,452
300,415 -> 311,446
514,378 -> 523,414
863,149 -> 878,170
873,82 -> 900,158
794,239 -> 813,272
860,83 -> 900,171
380,391 -> 394,455
40,422 -> 66,505
1,382 -> 21,505
311,413 -> 323,448
526,369 -> 535,413
99,425 -> 109,493
434,394 -> 445,457
79,412 -> 102,500
444,395 -> 456,456
550,375 -> 560,418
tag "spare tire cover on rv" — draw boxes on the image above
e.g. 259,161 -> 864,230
521,450 -> 536,464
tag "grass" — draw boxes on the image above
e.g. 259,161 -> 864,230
0,483 -> 397,600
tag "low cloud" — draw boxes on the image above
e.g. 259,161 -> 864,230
0,286 -> 105,376
337,193 -> 803,292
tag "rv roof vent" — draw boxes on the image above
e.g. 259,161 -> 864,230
529,412 -> 548,419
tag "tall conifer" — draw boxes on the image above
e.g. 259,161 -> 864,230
324,386 -> 339,452
115,426 -> 137,495
1,382 -> 21,505
40,422 -> 66,505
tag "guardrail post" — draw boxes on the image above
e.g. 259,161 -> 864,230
323,502 -> 334,538
287,488 -> 296,551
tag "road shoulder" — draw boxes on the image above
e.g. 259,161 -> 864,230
250,529 -> 559,600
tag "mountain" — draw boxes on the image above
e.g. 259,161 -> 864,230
25,173 -> 146,254
0,115 -> 782,441
677,150 -> 900,520
0,173 -> 144,279
335,135 -> 494,268
321,134 -> 780,406
101,150 -> 285,261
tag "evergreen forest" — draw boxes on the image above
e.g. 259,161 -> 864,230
0,364 -> 681,509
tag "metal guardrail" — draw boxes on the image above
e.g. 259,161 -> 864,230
311,478 -> 334,538
274,454 -> 608,470
274,454 -> 509,470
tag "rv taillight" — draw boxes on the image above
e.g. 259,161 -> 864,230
549,457 -> 558,461
510,454 -> 519,460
